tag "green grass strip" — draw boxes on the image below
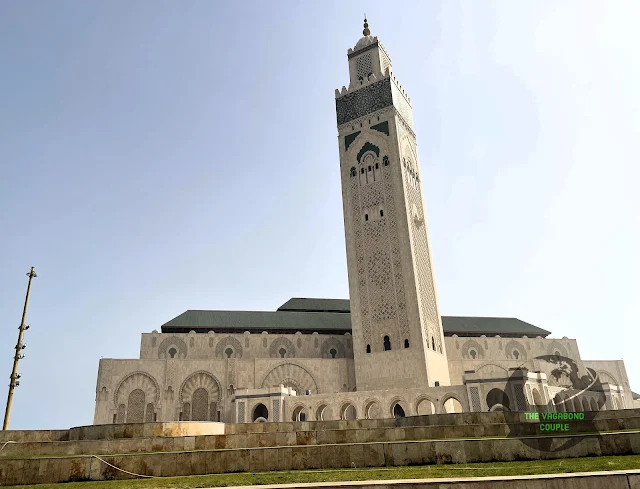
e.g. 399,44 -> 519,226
5,454 -> 640,489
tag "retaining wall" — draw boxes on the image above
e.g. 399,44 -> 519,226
2,416 -> 640,459
1,430 -> 640,485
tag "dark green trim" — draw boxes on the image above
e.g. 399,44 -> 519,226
357,142 -> 380,163
344,131 -> 361,151
371,121 -> 389,136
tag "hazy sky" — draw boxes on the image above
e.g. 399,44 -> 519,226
1,1 -> 638,430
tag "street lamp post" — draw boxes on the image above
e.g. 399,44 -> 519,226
3,267 -> 37,430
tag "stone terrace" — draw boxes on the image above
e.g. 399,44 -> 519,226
2,409 -> 640,485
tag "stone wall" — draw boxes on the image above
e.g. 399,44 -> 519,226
444,336 -> 581,385
94,357 -> 355,425
2,429 -> 640,485
3,411 -> 640,460
141,332 -> 353,361
282,385 -> 469,422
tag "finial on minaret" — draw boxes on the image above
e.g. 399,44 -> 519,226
363,15 -> 370,36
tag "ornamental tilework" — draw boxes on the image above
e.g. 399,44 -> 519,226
351,179 -> 371,343
514,385 -> 527,411
355,53 -> 373,79
237,401 -> 245,423
336,78 -> 393,126
384,169 -> 410,341
406,160 -> 442,352
391,80 -> 415,131
470,387 -> 481,412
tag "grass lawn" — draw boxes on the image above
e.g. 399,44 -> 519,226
5,454 -> 640,489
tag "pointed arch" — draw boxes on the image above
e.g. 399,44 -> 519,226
357,142 -> 380,163
344,127 -> 390,162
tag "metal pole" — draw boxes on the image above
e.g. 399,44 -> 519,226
3,267 -> 37,430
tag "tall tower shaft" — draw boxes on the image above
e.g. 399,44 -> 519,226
335,20 -> 450,391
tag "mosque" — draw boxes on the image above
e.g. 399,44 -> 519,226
93,20 -> 636,426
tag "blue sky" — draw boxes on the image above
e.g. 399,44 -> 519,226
0,1 -> 638,429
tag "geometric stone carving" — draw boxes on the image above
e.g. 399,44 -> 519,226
114,371 -> 159,408
268,337 -> 296,358
460,339 -> 485,360
214,336 -> 243,359
469,387 -> 481,412
179,371 -> 221,404
547,341 -> 568,358
336,78 -> 393,126
126,389 -> 145,423
158,336 -> 188,359
504,340 -> 527,361
261,363 -> 318,394
475,363 -> 509,379
320,338 -> 346,358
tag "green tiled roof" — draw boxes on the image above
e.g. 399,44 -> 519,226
161,309 -> 351,334
278,298 -> 350,313
160,298 -> 550,338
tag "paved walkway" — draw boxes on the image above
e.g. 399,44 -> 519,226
203,468 -> 640,489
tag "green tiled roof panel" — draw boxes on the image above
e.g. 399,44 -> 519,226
162,310 -> 352,332
161,299 -> 550,337
277,298 -> 351,313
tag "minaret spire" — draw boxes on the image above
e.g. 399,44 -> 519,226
363,16 -> 370,36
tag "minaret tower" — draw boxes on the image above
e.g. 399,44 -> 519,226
335,19 -> 450,391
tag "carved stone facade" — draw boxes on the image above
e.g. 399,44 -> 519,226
337,24 -> 450,392
92,22 -> 634,426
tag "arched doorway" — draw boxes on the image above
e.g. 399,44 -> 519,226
392,403 -> 406,418
341,403 -> 357,420
486,388 -> 510,412
291,406 -> 307,422
364,400 -> 382,419
531,388 -> 543,410
443,397 -> 463,413
252,403 -> 268,422
416,398 -> 435,415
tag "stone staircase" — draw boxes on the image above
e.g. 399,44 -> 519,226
1,409 -> 640,485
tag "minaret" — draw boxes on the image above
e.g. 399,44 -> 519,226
335,19 -> 450,391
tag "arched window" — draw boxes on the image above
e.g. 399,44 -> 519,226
393,403 -> 406,418
368,165 -> 372,171
431,337 -> 436,351
380,209 -> 384,217
225,348 -> 233,358
350,167 -> 357,177
383,156 -> 389,166
383,336 -> 391,351
554,350 -> 561,357
361,168 -> 365,174
329,348 -> 337,358
375,162 -> 379,169
168,348 -> 177,358
366,344 -> 371,353
404,339 -> 409,348
279,348 -> 287,358
513,350 -> 520,360
365,214 -> 369,221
